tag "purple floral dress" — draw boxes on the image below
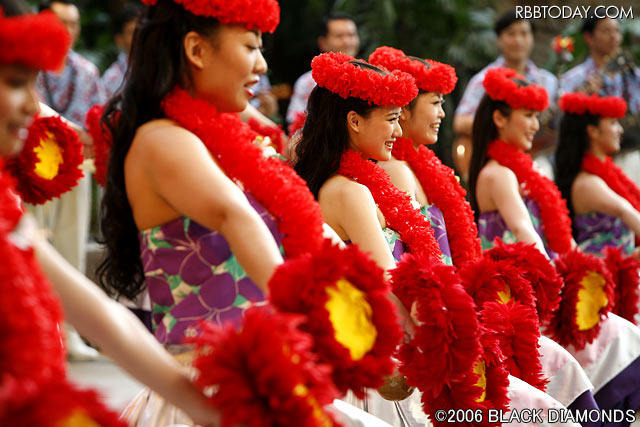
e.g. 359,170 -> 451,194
139,193 -> 282,346
575,211 -> 634,257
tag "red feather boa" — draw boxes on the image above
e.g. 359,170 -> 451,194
483,239 -> 563,326
550,249 -> 615,350
162,87 -> 325,257
487,140 -> 573,254
603,246 -> 640,324
581,153 -> 640,214
268,241 -> 401,398
85,105 -> 112,187
392,137 -> 481,265
483,67 -> 549,112
190,306 -> 340,427
5,116 -> 84,205
337,149 -> 442,260
391,253 -> 482,396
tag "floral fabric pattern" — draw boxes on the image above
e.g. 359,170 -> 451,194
575,211 -> 634,257
139,194 -> 282,345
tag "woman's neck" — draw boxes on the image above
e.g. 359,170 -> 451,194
587,146 -> 608,161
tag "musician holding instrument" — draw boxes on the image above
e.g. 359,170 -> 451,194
453,9 -> 558,182
560,16 -> 640,185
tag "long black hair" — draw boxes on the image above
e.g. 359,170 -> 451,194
467,94 -> 512,216
555,112 -> 599,230
97,0 -> 220,300
294,63 -> 384,198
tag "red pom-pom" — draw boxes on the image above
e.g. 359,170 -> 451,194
3,378 -> 125,427
85,105 -> 113,187
189,306 -> 340,427
140,0 -> 280,33
0,10 -> 70,72
5,116 -> 84,205
484,239 -> 563,325
603,246 -> 640,324
311,52 -> 418,107
480,301 -> 547,391
268,241 -> 401,398
368,46 -> 458,95
559,92 -> 627,118
391,253 -> 482,395
483,67 -> 549,111
549,249 -> 615,350
247,118 -> 286,154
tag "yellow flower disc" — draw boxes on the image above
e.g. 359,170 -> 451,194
34,132 -> 63,180
576,271 -> 608,331
57,410 -> 100,427
325,278 -> 377,361
497,285 -> 512,304
473,359 -> 487,402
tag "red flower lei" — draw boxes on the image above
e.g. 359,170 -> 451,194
581,153 -> 640,213
162,87 -> 325,257
86,105 -> 112,187
337,149 -> 442,260
311,52 -> 418,108
140,0 -> 280,33
559,92 -> 627,118
487,140 -> 573,254
392,137 -> 481,265
483,67 -> 549,112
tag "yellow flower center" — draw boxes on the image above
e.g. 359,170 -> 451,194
57,410 -> 100,427
293,384 -> 333,427
576,271 -> 608,331
325,278 -> 377,361
33,132 -> 63,180
473,359 -> 487,402
497,285 -> 512,304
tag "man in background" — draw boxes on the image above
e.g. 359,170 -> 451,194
286,12 -> 360,125
102,3 -> 141,99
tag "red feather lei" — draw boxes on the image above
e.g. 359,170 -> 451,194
559,92 -> 627,119
247,118 -> 286,154
392,137 -> 481,265
5,115 -> 84,205
162,87 -> 325,257
268,241 -> 401,398
487,140 -> 573,254
337,149 -> 442,260
85,105 -> 112,187
190,306 -> 340,427
483,67 -> 549,112
581,153 -> 640,214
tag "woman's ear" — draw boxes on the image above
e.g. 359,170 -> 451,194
347,110 -> 361,134
586,123 -> 599,143
183,31 -> 206,70
492,109 -> 507,130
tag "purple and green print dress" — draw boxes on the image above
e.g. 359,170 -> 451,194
575,212 -> 634,257
139,193 -> 282,346
479,197 -> 640,423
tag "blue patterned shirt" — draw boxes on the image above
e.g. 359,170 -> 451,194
102,51 -> 128,101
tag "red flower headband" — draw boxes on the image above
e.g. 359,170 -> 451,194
311,52 -> 418,107
368,46 -> 457,95
140,0 -> 280,33
483,67 -> 549,112
558,92 -> 627,119
0,10 -> 70,71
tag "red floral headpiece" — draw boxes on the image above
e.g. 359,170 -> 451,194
311,52 -> 418,107
368,46 -> 457,95
558,92 -> 627,119
0,10 -> 70,71
483,67 -> 549,111
140,0 -> 280,33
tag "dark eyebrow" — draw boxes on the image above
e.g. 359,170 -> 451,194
385,111 -> 401,117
